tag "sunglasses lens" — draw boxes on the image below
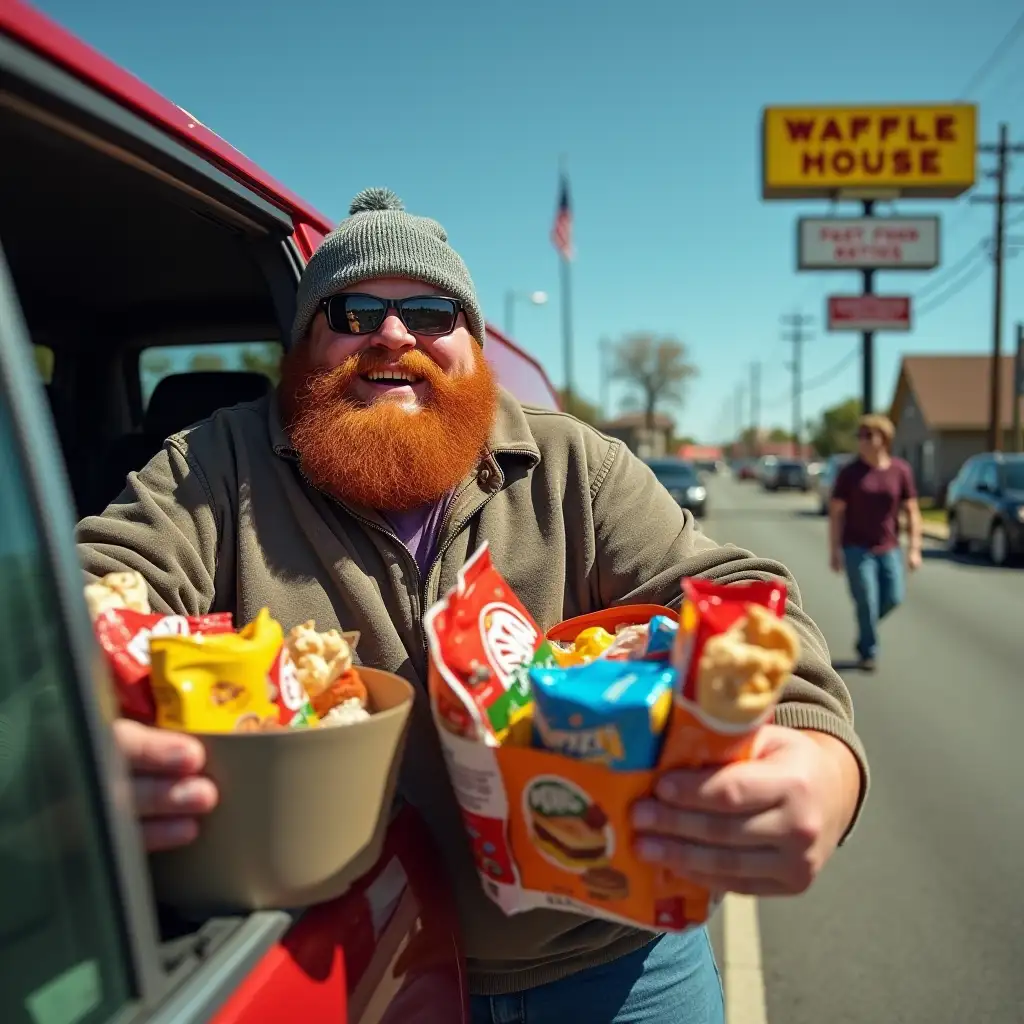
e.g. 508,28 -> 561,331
330,294 -> 387,334
400,297 -> 458,334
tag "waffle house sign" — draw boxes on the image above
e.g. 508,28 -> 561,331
762,104 -> 976,199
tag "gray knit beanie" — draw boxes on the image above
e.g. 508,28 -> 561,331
290,187 -> 486,348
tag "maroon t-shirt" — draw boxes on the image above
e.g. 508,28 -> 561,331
831,457 -> 916,553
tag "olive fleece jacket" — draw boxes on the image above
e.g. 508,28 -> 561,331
76,389 -> 868,996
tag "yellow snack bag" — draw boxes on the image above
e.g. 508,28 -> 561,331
150,608 -> 284,733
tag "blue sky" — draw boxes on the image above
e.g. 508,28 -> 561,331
35,0 -> 1024,442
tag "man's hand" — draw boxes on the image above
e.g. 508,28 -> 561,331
112,719 -> 219,852
631,726 -> 861,896
907,547 -> 922,572
829,548 -> 844,574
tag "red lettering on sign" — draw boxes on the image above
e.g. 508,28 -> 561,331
821,118 -> 843,142
893,150 -> 912,174
802,151 -> 826,174
850,116 -> 870,140
920,149 -> 940,174
833,150 -> 855,174
908,116 -> 928,142
936,115 -> 955,141
862,150 -> 884,174
879,116 -> 900,141
785,118 -> 815,141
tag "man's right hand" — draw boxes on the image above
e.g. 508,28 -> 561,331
112,719 -> 219,852
829,549 -> 844,574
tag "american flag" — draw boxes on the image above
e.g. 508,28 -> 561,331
550,174 -> 573,261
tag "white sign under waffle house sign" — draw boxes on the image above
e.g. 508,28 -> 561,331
798,216 -> 940,270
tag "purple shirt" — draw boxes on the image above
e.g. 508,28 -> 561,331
383,495 -> 452,577
832,457 -> 916,553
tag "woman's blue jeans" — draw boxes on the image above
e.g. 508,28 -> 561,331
469,928 -> 724,1024
843,545 -> 905,660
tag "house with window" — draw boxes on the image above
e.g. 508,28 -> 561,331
888,354 -> 1018,500
599,411 -> 675,459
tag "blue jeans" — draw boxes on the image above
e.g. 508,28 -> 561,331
843,546 -> 905,660
469,929 -> 724,1024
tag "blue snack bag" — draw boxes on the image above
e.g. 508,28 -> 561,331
643,615 -> 678,660
529,660 -> 676,771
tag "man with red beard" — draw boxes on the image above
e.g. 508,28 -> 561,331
77,188 -> 867,1024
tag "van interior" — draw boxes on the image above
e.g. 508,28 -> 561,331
0,55 -> 299,519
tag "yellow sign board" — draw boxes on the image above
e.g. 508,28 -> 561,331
762,104 -> 977,199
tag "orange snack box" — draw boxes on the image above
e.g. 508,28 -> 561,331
424,543 -> 799,932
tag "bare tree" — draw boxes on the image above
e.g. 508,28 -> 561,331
611,333 -> 698,430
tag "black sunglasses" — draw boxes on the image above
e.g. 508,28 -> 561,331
320,293 -> 465,336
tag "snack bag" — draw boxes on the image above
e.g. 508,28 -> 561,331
424,545 -> 541,745
530,660 -> 675,770
149,608 -> 286,733
283,621 -> 364,727
92,608 -> 235,723
660,577 -> 798,768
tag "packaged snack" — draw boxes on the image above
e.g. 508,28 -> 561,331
570,626 -> 616,663
423,545 -> 542,744
85,570 -> 151,619
643,615 -> 678,660
283,620 -> 362,725
91,605 -> 235,723
149,608 -> 284,733
530,660 -> 675,771
602,623 -> 649,661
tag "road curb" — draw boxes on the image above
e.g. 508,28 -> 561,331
723,895 -> 768,1024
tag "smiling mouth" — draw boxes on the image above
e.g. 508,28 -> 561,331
360,370 -> 424,386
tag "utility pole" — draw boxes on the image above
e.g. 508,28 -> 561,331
1013,323 -> 1024,454
750,361 -> 761,439
735,382 -> 746,449
781,312 -> 813,458
860,199 -> 876,415
971,123 -> 1024,452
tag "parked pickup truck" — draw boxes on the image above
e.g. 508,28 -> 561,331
0,5 -> 560,1022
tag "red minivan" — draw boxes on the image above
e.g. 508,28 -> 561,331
0,3 -> 559,1022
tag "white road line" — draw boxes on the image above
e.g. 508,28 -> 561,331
722,894 -> 768,1024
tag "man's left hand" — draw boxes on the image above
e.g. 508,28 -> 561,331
631,726 -> 861,897
907,547 -> 922,572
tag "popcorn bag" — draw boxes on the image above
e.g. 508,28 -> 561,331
424,543 -> 799,932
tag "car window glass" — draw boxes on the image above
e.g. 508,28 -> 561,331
0,393 -> 134,1023
139,341 -> 282,408
1003,462 -> 1024,491
978,463 -> 999,492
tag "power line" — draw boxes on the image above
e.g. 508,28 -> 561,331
914,242 -> 986,297
916,258 -> 990,317
957,9 -> 1024,98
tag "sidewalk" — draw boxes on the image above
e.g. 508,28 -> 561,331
920,518 -> 949,542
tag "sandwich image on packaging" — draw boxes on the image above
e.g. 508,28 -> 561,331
524,777 -> 611,871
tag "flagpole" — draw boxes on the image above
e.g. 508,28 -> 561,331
561,252 -> 575,405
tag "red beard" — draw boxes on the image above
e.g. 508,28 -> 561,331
278,342 -> 499,511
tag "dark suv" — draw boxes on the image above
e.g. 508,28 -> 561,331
946,453 -> 1024,566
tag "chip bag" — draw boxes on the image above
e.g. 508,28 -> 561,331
149,608 -> 289,733
92,607 -> 235,723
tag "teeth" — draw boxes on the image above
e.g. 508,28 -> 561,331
366,370 -> 418,383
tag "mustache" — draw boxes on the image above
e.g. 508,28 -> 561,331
299,349 -> 447,399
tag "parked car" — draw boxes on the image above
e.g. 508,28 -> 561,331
753,455 -> 778,485
762,458 -> 810,492
646,458 -> 707,517
816,453 -> 855,514
945,452 -> 1024,566
732,458 -> 757,481
694,459 -> 720,476
0,4 -> 564,1021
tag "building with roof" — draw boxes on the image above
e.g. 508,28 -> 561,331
599,411 -> 675,459
888,354 -> 1017,499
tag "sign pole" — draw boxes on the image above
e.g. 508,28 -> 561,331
861,199 -> 875,415
1013,322 -> 1023,454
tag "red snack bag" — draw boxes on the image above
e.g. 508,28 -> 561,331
674,578 -> 788,708
424,543 -> 543,743
93,609 -> 235,723
267,645 -> 321,728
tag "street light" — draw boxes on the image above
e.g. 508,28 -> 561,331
504,289 -> 548,339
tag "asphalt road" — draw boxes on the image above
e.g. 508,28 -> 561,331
699,471 -> 1024,1024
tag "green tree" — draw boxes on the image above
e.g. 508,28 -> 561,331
768,427 -> 794,442
240,342 -> 283,385
558,389 -> 602,426
189,352 -> 226,372
810,397 -> 861,456
610,333 -> 698,430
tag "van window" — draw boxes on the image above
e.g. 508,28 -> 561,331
139,341 -> 282,407
0,394 -> 134,1023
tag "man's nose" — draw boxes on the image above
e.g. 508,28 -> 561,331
372,311 -> 415,351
